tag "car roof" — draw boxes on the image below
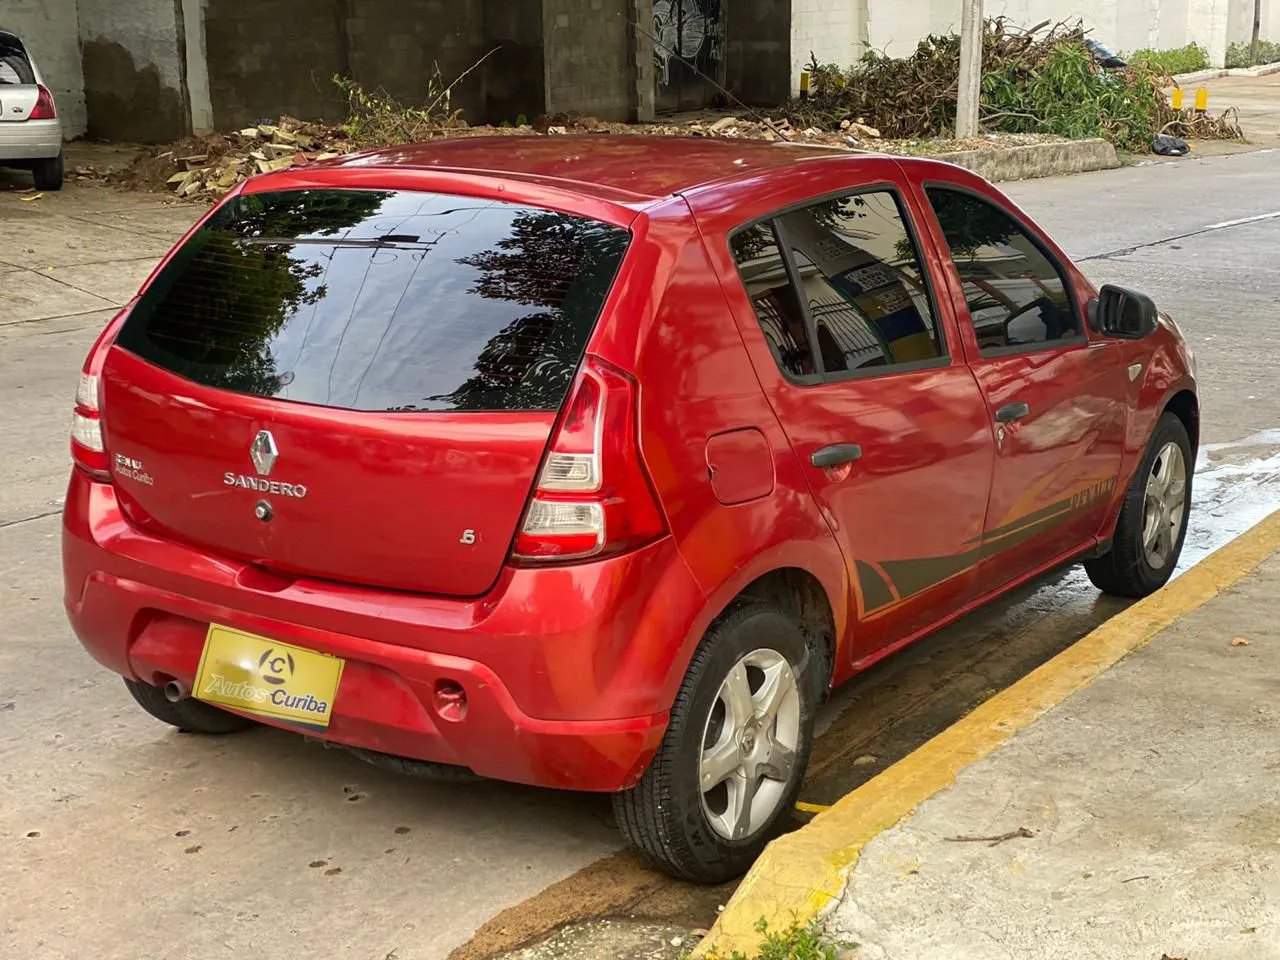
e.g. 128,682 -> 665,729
335,135 -> 874,203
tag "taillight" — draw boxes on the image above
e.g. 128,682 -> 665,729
70,311 -> 127,482
513,357 -> 666,563
30,85 -> 56,121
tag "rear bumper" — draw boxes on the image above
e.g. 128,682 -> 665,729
0,119 -> 61,161
63,472 -> 708,791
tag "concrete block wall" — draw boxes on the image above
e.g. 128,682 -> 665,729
543,0 -> 633,120
203,0 -> 348,130
346,0 -> 488,121
792,0 -> 865,82
1,0 -> 87,137
76,0 -> 188,142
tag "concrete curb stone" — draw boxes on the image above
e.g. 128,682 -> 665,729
928,138 -> 1120,182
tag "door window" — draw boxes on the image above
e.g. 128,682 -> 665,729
730,222 -> 817,378
729,190 -> 945,380
925,187 -> 1079,353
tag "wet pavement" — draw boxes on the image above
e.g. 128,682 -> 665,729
2,145 -> 1280,960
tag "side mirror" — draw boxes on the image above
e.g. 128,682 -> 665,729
1090,284 -> 1159,339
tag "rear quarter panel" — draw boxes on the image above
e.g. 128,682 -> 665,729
587,199 -> 850,698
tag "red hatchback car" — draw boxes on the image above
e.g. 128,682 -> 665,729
63,137 -> 1197,882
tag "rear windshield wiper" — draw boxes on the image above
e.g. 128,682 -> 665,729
238,234 -> 429,248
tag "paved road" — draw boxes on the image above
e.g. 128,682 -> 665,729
2,148 -> 1278,960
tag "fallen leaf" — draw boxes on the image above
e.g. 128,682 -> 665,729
184,844 -> 202,854
853,754 -> 878,766
1232,637 -> 1251,646
19,192 -> 44,202
1242,926 -> 1257,934
324,866 -> 342,877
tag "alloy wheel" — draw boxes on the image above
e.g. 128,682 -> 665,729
698,648 -> 801,841
1142,440 -> 1188,570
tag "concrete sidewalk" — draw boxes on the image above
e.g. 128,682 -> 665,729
827,547 -> 1280,959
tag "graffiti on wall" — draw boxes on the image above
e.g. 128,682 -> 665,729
653,0 -> 723,88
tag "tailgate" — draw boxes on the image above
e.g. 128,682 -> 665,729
103,186 -> 630,596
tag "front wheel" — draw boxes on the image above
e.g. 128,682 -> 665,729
1085,412 -> 1193,598
613,603 -> 817,883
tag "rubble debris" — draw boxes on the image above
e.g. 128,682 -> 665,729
111,116 -> 357,200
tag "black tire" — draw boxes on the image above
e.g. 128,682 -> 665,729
124,678 -> 254,735
1085,412 -> 1193,598
32,153 -> 64,191
613,602 -> 817,884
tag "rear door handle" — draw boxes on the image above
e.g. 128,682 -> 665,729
995,402 -> 1030,423
811,443 -> 863,468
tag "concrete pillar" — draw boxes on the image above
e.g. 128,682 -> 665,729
631,0 -> 656,122
182,0 -> 214,134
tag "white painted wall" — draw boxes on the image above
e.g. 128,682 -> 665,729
792,0 -> 1280,91
792,0 -> 867,88
0,0 -> 87,137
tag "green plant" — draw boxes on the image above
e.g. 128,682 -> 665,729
1226,39 -> 1280,67
700,919 -> 853,960
1124,43 -> 1209,75
332,67 -> 465,147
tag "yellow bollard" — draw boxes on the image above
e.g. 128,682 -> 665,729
799,71 -> 811,100
1172,87 -> 1184,109
1194,87 -> 1208,112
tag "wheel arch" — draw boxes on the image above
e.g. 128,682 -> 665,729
1163,388 -> 1200,454
679,558 -> 847,709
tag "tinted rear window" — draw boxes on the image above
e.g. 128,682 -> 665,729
117,189 -> 630,412
0,37 -> 35,84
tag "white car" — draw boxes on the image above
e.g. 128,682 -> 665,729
0,29 -> 63,190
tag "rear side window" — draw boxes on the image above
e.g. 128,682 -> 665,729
776,193 -> 943,373
730,190 -> 944,380
117,189 -> 630,413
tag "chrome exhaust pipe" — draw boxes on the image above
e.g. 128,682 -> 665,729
163,679 -> 188,703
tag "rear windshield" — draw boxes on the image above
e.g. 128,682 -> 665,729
0,37 -> 35,85
117,188 -> 630,412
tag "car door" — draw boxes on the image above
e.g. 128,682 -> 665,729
912,180 -> 1127,594
722,185 -> 996,661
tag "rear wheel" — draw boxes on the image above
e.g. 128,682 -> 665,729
124,678 -> 253,734
32,153 -> 63,191
1085,412 -> 1192,598
613,602 -> 817,883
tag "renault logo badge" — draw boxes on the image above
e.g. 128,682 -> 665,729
249,430 -> 279,476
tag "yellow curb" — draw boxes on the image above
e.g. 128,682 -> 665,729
694,509 -> 1280,959
793,801 -> 832,814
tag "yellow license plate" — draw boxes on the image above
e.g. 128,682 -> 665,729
194,625 -> 344,731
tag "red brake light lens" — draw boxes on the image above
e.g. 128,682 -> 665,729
30,85 -> 57,121
70,310 -> 128,483
513,358 -> 666,563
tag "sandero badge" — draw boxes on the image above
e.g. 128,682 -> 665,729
223,429 -> 309,498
